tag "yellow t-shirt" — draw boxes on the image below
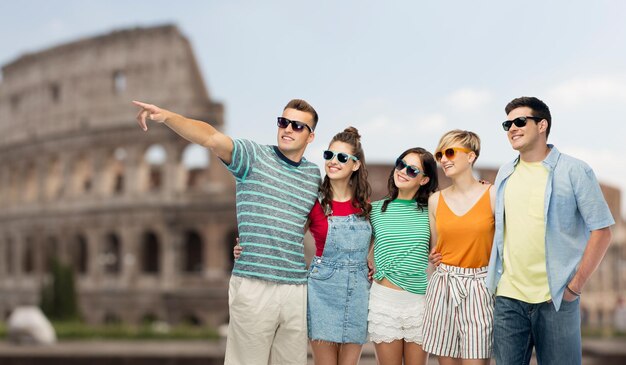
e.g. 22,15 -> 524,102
497,159 -> 550,303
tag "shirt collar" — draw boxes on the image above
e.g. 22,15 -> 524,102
541,144 -> 560,170
512,144 -> 560,170
273,146 -> 302,167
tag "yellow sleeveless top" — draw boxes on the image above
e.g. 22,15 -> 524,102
435,187 -> 494,268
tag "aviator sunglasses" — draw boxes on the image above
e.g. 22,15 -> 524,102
502,116 -> 543,131
435,147 -> 472,162
323,150 -> 358,164
277,117 -> 313,133
395,158 -> 422,178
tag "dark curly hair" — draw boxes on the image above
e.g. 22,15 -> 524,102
319,127 -> 372,218
381,147 -> 438,212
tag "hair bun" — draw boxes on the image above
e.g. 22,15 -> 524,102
343,126 -> 361,139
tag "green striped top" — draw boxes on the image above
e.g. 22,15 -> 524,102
226,139 -> 321,284
371,199 -> 430,294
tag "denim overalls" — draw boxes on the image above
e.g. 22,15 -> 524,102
307,214 -> 372,344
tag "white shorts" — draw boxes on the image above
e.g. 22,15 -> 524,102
225,276 -> 307,365
367,281 -> 426,344
422,264 -> 494,359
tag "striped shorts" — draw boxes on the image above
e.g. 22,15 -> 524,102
422,264 -> 494,359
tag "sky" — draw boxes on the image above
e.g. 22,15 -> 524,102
2,1 -> 626,217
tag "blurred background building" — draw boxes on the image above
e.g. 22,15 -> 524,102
0,25 -> 237,328
0,24 -> 624,331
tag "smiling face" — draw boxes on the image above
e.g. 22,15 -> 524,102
325,141 -> 361,182
505,106 -> 548,154
393,152 -> 430,195
437,143 -> 475,178
276,108 -> 315,160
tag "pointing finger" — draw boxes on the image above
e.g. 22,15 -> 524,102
136,109 -> 148,131
132,100 -> 150,109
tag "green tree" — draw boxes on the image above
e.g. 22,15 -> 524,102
40,259 -> 79,321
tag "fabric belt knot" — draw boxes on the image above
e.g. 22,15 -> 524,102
442,269 -> 468,308
437,264 -> 488,307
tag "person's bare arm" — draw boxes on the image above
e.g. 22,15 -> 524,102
367,238 -> 375,281
428,192 -> 442,267
133,101 -> 234,164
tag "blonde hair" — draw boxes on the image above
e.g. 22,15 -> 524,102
436,129 -> 481,163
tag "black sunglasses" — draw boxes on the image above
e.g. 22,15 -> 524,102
395,158 -> 422,178
277,117 -> 313,133
502,116 -> 543,131
323,150 -> 358,164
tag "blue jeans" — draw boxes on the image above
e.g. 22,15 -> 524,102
493,296 -> 581,365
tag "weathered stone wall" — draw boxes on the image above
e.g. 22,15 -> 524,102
0,25 -> 236,327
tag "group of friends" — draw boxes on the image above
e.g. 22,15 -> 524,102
133,96 -> 615,365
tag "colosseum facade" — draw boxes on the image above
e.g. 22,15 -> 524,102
0,25 -> 237,327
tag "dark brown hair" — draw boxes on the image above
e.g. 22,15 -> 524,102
381,147 -> 438,212
505,96 -> 552,138
319,127 -> 372,218
284,99 -> 319,130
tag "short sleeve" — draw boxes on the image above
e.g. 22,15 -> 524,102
573,164 -> 615,231
224,139 -> 260,181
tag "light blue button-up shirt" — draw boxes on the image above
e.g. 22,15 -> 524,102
486,145 -> 615,310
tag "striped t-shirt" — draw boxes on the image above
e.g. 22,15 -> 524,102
226,139 -> 321,284
371,199 -> 430,294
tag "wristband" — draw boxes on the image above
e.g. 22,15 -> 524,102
566,285 -> 581,297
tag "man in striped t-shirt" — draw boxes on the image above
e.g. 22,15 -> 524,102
134,99 -> 321,365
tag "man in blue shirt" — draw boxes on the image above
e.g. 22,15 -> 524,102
486,96 -> 614,365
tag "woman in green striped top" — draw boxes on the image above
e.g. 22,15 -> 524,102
368,147 -> 439,365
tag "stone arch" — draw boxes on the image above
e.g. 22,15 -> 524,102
183,230 -> 203,273
10,94 -> 21,112
71,154 -> 93,196
9,164 -> 20,204
113,70 -> 126,94
104,312 -> 121,324
103,232 -> 121,274
182,144 -> 209,189
23,237 -> 35,274
45,156 -> 63,200
43,236 -> 59,274
50,83 -> 61,103
0,169 -> 6,205
23,162 -> 38,203
4,236 -> 14,276
103,147 -> 126,195
141,231 -> 160,274
143,144 -> 166,192
71,234 -> 88,275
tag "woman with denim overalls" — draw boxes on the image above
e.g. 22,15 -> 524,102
306,127 -> 372,365
235,127 -> 372,365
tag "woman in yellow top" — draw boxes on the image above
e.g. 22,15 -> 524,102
422,130 -> 495,365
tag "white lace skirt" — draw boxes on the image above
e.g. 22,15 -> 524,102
367,281 -> 426,344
